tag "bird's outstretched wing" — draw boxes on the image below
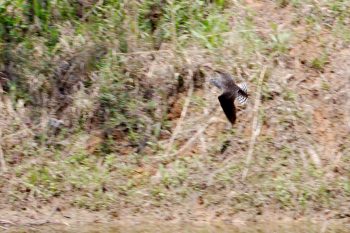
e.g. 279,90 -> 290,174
218,92 -> 236,124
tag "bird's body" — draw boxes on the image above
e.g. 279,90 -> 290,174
207,69 -> 248,125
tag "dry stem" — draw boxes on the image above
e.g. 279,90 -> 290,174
164,69 -> 194,156
242,66 -> 267,180
0,110 -> 6,173
158,116 -> 222,161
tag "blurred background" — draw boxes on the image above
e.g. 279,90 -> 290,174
0,0 -> 349,229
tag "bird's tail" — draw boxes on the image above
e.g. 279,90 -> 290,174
236,82 -> 248,104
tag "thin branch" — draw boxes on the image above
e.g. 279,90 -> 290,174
111,47 -> 214,57
162,104 -> 221,143
115,49 -> 173,56
207,140 -> 246,186
242,66 -> 267,180
1,124 -> 41,141
347,75 -> 350,132
164,70 -> 194,156
0,120 -> 6,173
0,144 -> 6,173
169,0 -> 178,49
307,147 -> 322,169
158,116 -> 222,161
298,149 -> 309,169
331,152 -> 343,171
199,71 -> 211,156
81,0 -> 104,21
0,219 -> 14,225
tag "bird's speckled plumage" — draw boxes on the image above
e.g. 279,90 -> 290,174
208,69 -> 248,125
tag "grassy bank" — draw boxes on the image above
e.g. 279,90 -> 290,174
0,0 -> 349,225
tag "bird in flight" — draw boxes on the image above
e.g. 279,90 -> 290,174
203,67 -> 248,125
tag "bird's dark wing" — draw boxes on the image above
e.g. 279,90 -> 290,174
218,92 -> 236,124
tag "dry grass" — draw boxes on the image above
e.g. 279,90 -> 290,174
0,0 -> 349,225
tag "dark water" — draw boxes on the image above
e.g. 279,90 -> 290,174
5,222 -> 350,233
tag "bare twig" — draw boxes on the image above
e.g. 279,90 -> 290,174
0,142 -> 6,173
1,124 -> 41,141
163,104 -> 222,143
4,97 -> 34,137
347,76 -> 350,132
0,125 -> 6,172
114,49 -> 173,56
298,149 -> 309,169
158,116 -> 222,161
307,147 -> 322,168
0,219 -> 14,225
199,134 -> 207,155
169,117 -> 219,157
199,71 -> 211,156
242,66 -> 267,180
0,115 -> 6,173
168,0 -> 178,49
207,141 -> 246,186
81,0 -> 104,21
164,70 -> 194,156
330,152 -> 343,171
320,220 -> 329,233
112,47 -> 212,57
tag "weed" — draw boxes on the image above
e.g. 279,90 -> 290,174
274,177 -> 293,207
283,89 -> 297,101
276,0 -> 289,8
311,53 -> 329,70
269,23 -> 292,55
